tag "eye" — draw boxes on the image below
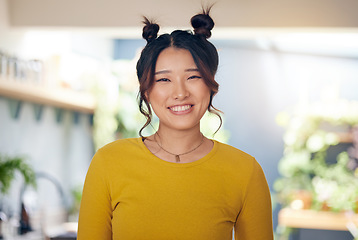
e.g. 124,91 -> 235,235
155,78 -> 170,82
188,75 -> 202,80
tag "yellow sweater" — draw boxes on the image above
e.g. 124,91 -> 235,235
78,138 -> 273,240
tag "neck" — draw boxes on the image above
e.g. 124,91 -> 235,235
155,126 -> 203,154
154,131 -> 204,163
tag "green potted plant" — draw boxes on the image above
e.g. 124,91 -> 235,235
274,99 -> 358,239
274,100 -> 358,212
0,154 -> 36,239
0,154 -> 36,194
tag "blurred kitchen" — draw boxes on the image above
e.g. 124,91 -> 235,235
1,0 -> 358,239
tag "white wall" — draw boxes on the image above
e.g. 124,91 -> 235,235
0,0 -> 113,228
0,100 -> 94,204
213,42 -> 358,237
0,0 -> 25,55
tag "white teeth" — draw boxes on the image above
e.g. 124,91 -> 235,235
170,105 -> 191,112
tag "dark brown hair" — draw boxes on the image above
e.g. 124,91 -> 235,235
136,7 -> 222,136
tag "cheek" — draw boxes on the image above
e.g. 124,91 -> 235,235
198,85 -> 211,104
148,87 -> 167,105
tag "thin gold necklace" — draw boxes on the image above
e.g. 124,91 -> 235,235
154,133 -> 205,163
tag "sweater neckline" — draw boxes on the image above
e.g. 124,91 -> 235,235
137,137 -> 218,167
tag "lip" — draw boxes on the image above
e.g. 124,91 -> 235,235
168,104 -> 193,114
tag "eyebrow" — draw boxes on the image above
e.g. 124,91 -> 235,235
154,68 -> 200,75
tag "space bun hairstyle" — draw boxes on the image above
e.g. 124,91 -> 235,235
142,17 -> 160,44
137,6 -> 222,137
191,7 -> 215,39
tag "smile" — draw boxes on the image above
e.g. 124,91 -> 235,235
169,104 -> 193,112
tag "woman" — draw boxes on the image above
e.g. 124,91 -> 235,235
78,8 -> 273,240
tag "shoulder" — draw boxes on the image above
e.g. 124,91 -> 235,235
214,141 -> 255,163
91,137 -> 143,166
212,141 -> 262,177
98,137 -> 142,154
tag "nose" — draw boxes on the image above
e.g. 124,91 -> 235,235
173,80 -> 189,100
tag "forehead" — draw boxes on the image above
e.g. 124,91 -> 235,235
155,47 -> 197,71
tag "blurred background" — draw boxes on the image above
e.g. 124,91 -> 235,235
1,0 -> 358,239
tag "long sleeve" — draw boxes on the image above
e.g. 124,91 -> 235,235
77,151 -> 113,240
77,138 -> 274,239
234,160 -> 274,240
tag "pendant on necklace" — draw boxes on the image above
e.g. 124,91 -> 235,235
175,155 -> 180,163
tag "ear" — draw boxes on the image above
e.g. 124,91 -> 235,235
145,91 -> 150,103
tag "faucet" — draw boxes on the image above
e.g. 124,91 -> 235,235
19,171 -> 68,235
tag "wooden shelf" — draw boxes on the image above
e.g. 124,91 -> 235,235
279,208 -> 358,231
0,78 -> 96,114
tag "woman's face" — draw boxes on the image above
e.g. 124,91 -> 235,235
148,47 -> 211,132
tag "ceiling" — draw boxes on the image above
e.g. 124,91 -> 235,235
4,0 -> 358,58
7,0 -> 358,33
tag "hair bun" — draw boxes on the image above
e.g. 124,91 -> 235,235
190,9 -> 215,39
142,17 -> 160,43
